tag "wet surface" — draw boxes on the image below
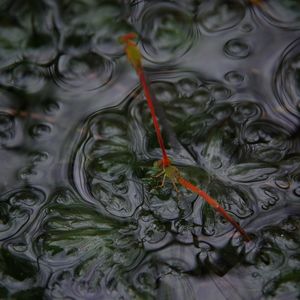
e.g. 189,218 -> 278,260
0,0 -> 300,299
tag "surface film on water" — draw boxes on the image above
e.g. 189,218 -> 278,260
0,0 -> 299,299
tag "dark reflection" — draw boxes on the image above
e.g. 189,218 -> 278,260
0,0 -> 299,299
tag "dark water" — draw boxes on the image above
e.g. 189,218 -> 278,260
0,0 -> 300,299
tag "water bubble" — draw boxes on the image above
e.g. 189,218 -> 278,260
140,3 -> 194,63
224,38 -> 251,59
211,156 -> 222,169
293,186 -> 300,197
192,86 -> 211,102
177,78 -> 199,97
224,71 -> 244,84
243,122 -> 290,162
10,189 -> 40,206
232,102 -> 261,123
93,21 -> 135,56
251,272 -> 261,278
259,1 -> 300,29
150,198 -> 180,220
210,104 -> 233,120
274,39 -> 300,116
18,167 -> 38,180
0,112 -> 14,139
55,52 -> 113,91
0,188 -> 45,240
29,123 -> 52,139
23,32 -> 57,65
255,247 -> 285,271
275,178 -> 290,189
260,187 -> 280,210
1,63 -> 46,93
198,0 -> 245,32
140,221 -> 166,244
11,243 -> 28,252
152,82 -> 177,103
29,151 -> 49,163
241,23 -> 253,33
0,113 -> 14,131
43,101 -> 60,115
211,85 -> 231,100
0,112 -> 16,147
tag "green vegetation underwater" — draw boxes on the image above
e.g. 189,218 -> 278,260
0,0 -> 299,299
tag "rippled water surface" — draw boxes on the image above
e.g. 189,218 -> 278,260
0,1 -> 300,299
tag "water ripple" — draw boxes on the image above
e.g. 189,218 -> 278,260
139,2 -> 195,63
257,0 -> 300,29
274,37 -> 300,118
0,187 -> 45,241
197,0 -> 245,33
224,38 -> 251,59
51,52 -> 114,91
73,109 -> 144,218
243,120 -> 293,162
0,1 -> 299,298
0,63 -> 46,93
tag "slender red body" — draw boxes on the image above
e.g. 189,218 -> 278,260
138,69 -> 170,167
178,177 -> 251,241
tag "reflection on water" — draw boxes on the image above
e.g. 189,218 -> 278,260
0,0 -> 300,299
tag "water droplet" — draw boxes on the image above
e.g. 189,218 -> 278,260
211,104 -> 233,120
224,71 -> 244,84
152,82 -> 177,103
2,63 -> 45,93
93,21 -> 134,56
0,112 -> 14,142
29,123 -> 52,139
10,189 -> 40,206
0,113 -> 14,131
30,151 -> 49,163
177,78 -> 198,96
211,85 -> 231,100
275,178 -> 290,189
246,130 -> 260,143
251,272 -> 261,278
241,23 -> 253,32
294,186 -> 300,197
224,39 -> 250,59
43,101 -> 60,114
192,86 -> 210,102
18,167 -> 38,180
211,156 -> 222,169
11,243 -> 28,252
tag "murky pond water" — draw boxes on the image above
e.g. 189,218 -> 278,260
0,0 -> 300,299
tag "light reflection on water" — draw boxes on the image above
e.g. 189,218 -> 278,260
0,0 -> 300,299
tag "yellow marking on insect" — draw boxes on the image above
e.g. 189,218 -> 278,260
118,32 -> 142,72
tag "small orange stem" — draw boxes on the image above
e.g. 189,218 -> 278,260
178,177 -> 251,241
